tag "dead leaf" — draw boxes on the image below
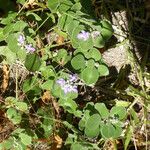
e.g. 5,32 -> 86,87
42,90 -> 53,104
1,64 -> 9,93
24,0 -> 38,8
56,36 -> 64,45
41,91 -> 60,115
36,36 -> 44,49
54,134 -> 63,149
51,98 -> 60,115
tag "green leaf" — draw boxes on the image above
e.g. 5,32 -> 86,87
5,97 -> 17,107
85,114 -> 101,138
26,12 -> 42,21
0,28 -> 5,42
22,77 -> 41,97
79,36 -> 93,51
66,19 -> 79,36
85,48 -> 101,61
74,47 -> 88,55
80,67 -> 99,85
55,49 -> 70,65
47,0 -> 60,12
79,110 -> 90,131
41,80 -> 54,90
110,106 -> 127,120
100,123 -> 115,139
25,53 -> 41,72
112,124 -> 122,138
58,14 -> 69,30
0,46 -> 17,64
59,99 -> 78,114
16,0 -> 26,5
40,65 -> 55,79
71,25 -> 93,50
65,134 -> 77,145
124,126 -> 132,150
93,35 -> 105,48
71,54 -> 86,70
52,81 -> 64,98
58,0 -> 73,13
98,64 -> 109,76
130,108 -> 139,124
12,128 -> 25,135
0,138 -> 14,149
3,21 -> 27,34
3,24 -> 14,35
13,20 -> 27,32
42,125 -> 53,138
86,59 -> 95,68
6,34 -> 22,53
19,133 -> 32,146
6,108 -> 22,124
71,2 -> 82,11
101,21 -> 113,41
15,102 -> 28,112
1,12 -> 17,25
95,103 -> 109,119
70,25 -> 83,48
71,143 -> 86,150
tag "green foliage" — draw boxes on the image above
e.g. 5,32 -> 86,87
19,133 -> 32,145
25,54 -> 41,72
85,114 -> 101,138
79,103 -> 127,139
6,108 -> 22,124
81,67 -> 99,85
1,0 -> 137,149
71,54 -> 86,70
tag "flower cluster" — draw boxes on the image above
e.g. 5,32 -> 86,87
56,74 -> 78,94
77,30 -> 90,41
77,30 -> 100,41
17,34 -> 35,53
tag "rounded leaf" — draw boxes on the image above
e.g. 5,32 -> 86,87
81,67 -> 99,85
85,114 -> 101,138
110,106 -> 127,120
59,99 -> 78,114
15,102 -> 28,112
95,103 -> 109,119
85,48 -> 101,61
6,108 -> 22,124
98,64 -> 109,76
71,54 -> 86,70
93,35 -> 105,48
86,59 -> 95,68
100,123 -> 116,139
112,124 -> 122,138
101,21 -> 113,41
56,49 -> 70,65
25,53 -> 41,72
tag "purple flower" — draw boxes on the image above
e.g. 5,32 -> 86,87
69,74 -> 78,82
77,30 -> 90,41
25,44 -> 36,53
71,85 -> 78,93
56,75 -> 78,94
17,34 -> 25,45
56,78 -> 66,86
63,84 -> 71,94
